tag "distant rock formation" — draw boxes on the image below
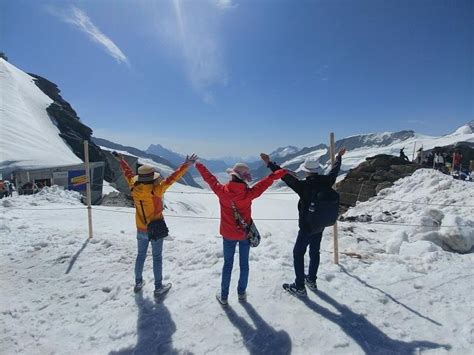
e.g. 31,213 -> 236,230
337,154 -> 421,209
28,73 -> 112,180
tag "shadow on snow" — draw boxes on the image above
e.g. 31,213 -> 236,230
299,289 -> 451,354
339,265 -> 442,326
110,293 -> 186,355
65,238 -> 89,274
224,302 -> 292,355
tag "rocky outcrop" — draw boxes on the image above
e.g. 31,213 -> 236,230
336,154 -> 421,209
28,73 -> 113,180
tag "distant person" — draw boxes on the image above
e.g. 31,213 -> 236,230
261,148 -> 346,296
0,181 -> 5,199
115,152 -> 198,298
399,148 -> 409,162
434,152 -> 444,170
415,147 -> 424,164
195,161 -> 287,305
452,150 -> 463,172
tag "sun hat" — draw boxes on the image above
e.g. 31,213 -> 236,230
226,163 -> 252,182
300,157 -> 321,173
133,165 -> 161,183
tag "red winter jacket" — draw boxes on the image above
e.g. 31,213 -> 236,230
196,163 -> 287,240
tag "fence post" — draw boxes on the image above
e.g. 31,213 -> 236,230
330,132 -> 339,264
84,140 -> 93,239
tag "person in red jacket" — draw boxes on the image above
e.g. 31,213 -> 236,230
195,161 -> 287,305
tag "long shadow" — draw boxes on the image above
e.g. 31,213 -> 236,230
223,302 -> 292,355
339,265 -> 441,326
65,238 -> 90,274
110,293 -> 183,355
298,290 -> 451,354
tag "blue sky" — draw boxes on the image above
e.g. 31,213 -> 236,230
3,0 -> 473,158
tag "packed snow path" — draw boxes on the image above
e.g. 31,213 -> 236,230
1,172 -> 472,354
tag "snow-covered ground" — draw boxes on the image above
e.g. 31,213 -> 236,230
0,59 -> 82,173
1,171 -> 473,354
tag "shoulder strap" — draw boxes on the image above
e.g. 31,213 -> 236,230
139,200 -> 148,225
231,201 -> 246,228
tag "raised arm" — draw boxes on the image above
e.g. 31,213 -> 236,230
247,169 -> 287,200
260,153 -> 303,195
162,154 -> 198,192
326,148 -> 346,185
115,153 -> 135,189
195,162 -> 225,197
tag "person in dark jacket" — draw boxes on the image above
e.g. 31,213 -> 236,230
261,148 -> 346,296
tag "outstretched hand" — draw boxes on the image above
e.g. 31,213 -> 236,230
112,151 -> 123,161
260,153 -> 270,165
337,147 -> 347,157
185,154 -> 199,165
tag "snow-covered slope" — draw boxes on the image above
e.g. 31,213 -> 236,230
1,170 -> 472,353
0,59 -> 82,173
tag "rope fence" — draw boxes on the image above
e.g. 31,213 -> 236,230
3,204 -> 472,228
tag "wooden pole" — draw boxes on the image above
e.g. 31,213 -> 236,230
84,140 -> 93,239
330,132 -> 339,264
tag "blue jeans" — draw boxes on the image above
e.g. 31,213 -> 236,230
293,229 -> 323,289
135,231 -> 164,289
221,239 -> 250,299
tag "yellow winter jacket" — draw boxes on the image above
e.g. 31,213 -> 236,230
119,159 -> 190,232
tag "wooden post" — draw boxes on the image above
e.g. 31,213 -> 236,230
330,132 -> 339,264
84,140 -> 93,239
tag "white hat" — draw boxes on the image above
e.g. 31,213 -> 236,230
226,163 -> 252,182
300,158 -> 320,173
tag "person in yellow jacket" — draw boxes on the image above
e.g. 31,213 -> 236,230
115,152 -> 198,297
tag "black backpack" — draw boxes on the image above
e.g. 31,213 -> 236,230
305,188 -> 340,234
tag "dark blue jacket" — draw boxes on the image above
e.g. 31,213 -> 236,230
267,156 -> 341,232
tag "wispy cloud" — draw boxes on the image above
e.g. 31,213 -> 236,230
149,0 -> 231,104
51,6 -> 129,65
215,0 -> 236,10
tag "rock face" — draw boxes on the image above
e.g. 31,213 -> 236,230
28,73 -> 112,180
336,154 -> 421,209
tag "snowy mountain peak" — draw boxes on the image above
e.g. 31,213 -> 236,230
269,146 -> 300,158
450,121 -> 474,136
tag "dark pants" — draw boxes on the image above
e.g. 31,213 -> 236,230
293,229 -> 323,289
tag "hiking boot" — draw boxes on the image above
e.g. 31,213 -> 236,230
134,280 -> 145,293
305,276 -> 317,291
216,291 -> 228,306
238,292 -> 247,302
283,283 -> 307,296
154,283 -> 172,298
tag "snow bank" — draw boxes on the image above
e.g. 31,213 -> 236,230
345,169 -> 474,253
2,185 -> 83,208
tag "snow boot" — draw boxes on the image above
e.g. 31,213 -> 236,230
283,283 -> 307,297
216,291 -> 228,306
238,292 -> 247,302
134,280 -> 145,293
154,283 -> 172,299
